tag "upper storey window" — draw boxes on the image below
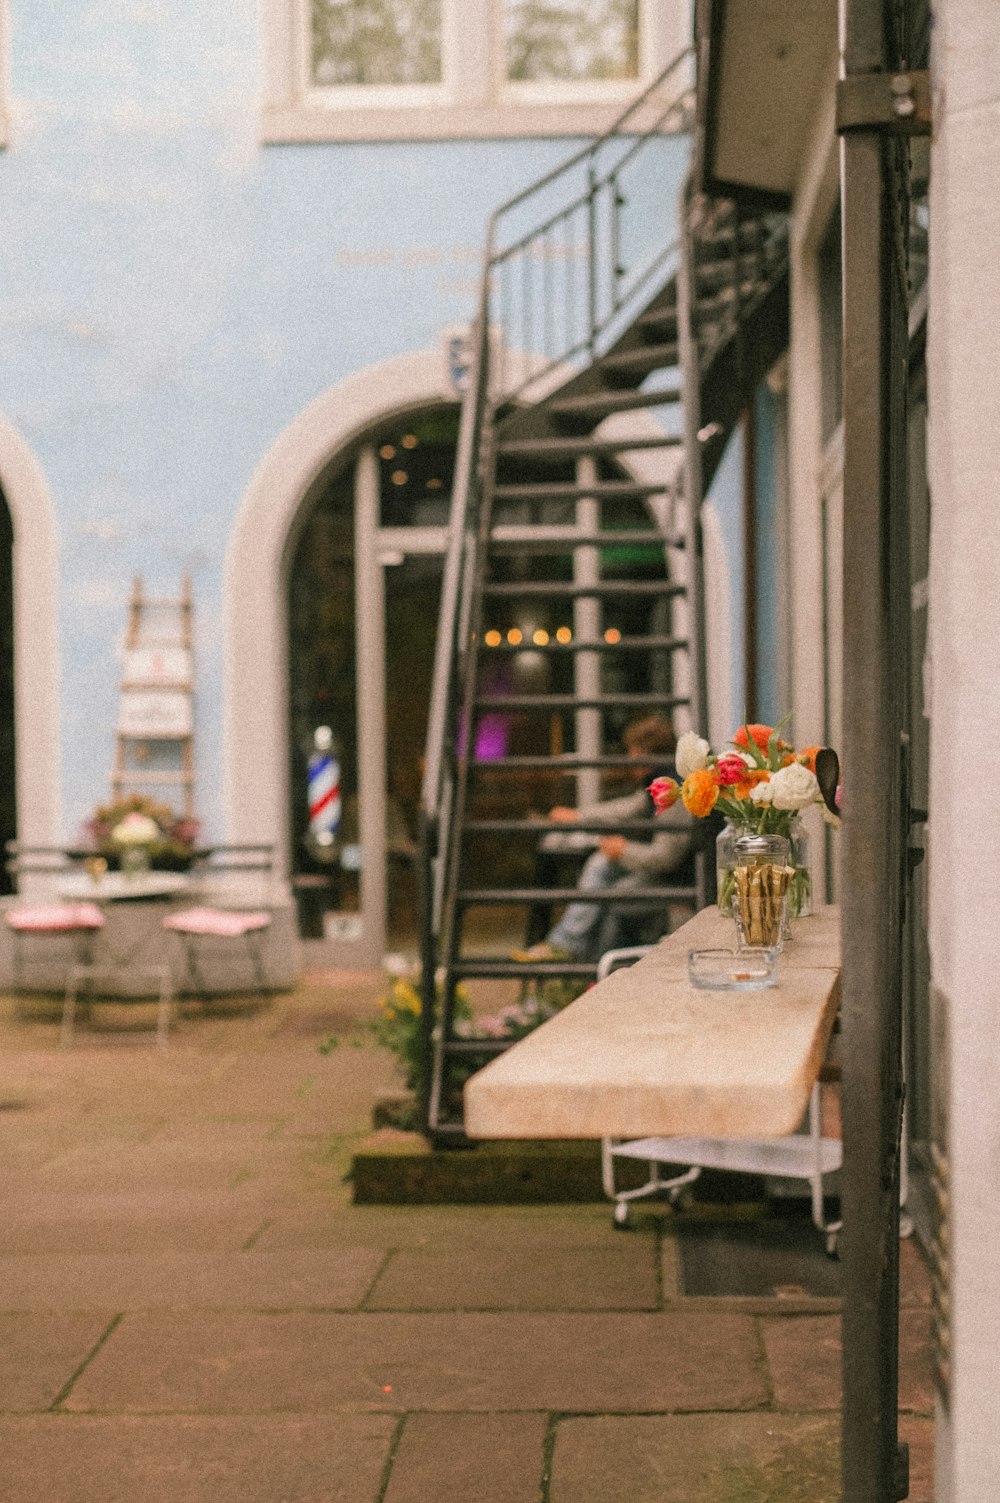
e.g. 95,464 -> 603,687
263,0 -> 688,143
311,0 -> 444,90
503,0 -> 640,85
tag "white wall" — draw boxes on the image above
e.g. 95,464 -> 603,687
927,3 -> 1000,1496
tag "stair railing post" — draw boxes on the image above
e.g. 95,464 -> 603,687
574,457 -> 602,809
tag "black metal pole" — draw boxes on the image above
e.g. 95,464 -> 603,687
839,1 -> 911,1497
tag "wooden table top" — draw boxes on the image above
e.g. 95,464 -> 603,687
464,905 -> 841,1142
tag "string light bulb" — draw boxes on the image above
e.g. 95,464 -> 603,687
555,626 -> 572,644
484,629 -> 502,647
507,627 -> 523,646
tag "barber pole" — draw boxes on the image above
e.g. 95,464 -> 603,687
307,728 -> 340,848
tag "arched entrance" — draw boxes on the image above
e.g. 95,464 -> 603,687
286,404 -> 459,958
225,350 -> 683,967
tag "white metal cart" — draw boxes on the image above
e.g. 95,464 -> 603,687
596,946 -> 844,1253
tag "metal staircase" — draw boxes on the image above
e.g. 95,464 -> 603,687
418,49 -> 789,1141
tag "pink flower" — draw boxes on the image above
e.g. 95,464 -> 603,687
715,754 -> 746,786
647,776 -> 681,812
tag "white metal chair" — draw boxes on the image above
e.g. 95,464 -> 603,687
596,945 -> 844,1253
163,906 -> 272,1001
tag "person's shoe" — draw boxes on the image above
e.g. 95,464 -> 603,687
510,941 -> 573,963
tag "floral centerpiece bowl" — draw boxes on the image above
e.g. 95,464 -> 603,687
84,795 -> 200,873
648,722 -> 839,922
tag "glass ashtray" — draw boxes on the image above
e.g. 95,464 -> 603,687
687,947 -> 779,991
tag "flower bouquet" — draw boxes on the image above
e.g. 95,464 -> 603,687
648,722 -> 839,920
85,794 -> 200,872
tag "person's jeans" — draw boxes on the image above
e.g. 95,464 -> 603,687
547,851 -> 651,960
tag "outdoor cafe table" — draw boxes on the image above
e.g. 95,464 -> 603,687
464,905 -> 841,1142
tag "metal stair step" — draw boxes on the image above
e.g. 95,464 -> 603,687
463,818 -> 666,835
438,1037 -> 524,1057
492,480 -> 671,503
456,885 -> 697,905
495,434 -> 682,460
482,580 -> 685,598
473,691 -> 689,712
473,754 -> 674,770
637,305 -> 678,336
598,342 -> 679,380
477,633 -> 688,654
450,959 -> 600,981
548,386 -> 682,420
488,529 -> 684,553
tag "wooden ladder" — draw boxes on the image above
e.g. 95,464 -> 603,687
111,576 -> 195,816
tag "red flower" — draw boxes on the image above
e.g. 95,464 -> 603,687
647,776 -> 681,812
715,753 -> 747,786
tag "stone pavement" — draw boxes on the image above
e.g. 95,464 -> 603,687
0,976 -> 935,1502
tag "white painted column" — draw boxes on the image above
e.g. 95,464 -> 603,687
926,4 -> 1000,1498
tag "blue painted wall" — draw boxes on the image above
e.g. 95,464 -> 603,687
0,0 -> 689,839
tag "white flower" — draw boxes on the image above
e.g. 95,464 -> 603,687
749,780 -> 774,805
111,812 -> 159,846
768,762 -> 821,811
675,731 -> 711,779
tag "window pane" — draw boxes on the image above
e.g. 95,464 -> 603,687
311,0 -> 442,87
504,0 -> 640,83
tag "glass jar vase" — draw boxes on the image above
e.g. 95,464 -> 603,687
715,821 -> 746,914
731,832 -> 792,951
788,817 -> 813,920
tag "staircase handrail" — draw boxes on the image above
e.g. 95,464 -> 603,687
417,46 -> 696,1121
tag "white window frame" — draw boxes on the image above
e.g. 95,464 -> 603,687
262,0 -> 690,144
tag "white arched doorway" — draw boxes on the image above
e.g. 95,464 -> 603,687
224,348 -> 684,966
0,417 -> 61,866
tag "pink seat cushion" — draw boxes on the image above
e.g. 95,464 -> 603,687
163,907 -> 271,938
6,903 -> 106,933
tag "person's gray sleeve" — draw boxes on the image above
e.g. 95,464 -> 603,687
574,787 -> 648,824
617,800 -> 694,874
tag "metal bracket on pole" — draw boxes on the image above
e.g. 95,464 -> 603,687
836,71 -> 931,135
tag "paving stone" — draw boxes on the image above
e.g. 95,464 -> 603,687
0,1414 -> 395,1502
0,1313 -> 113,1410
760,1314 -> 842,1410
550,1412 -> 841,1503
384,1413 -> 546,1503
66,1309 -> 767,1414
0,1248 -> 384,1310
257,1202 -> 636,1252
0,1206 -> 269,1255
660,1228 -> 681,1297
760,1309 -> 934,1413
365,1242 -> 658,1310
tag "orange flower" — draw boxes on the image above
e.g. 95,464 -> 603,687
798,745 -> 821,774
733,723 -> 776,755
681,768 -> 720,818
733,768 -> 771,801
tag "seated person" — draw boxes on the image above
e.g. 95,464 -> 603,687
517,714 -> 694,964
